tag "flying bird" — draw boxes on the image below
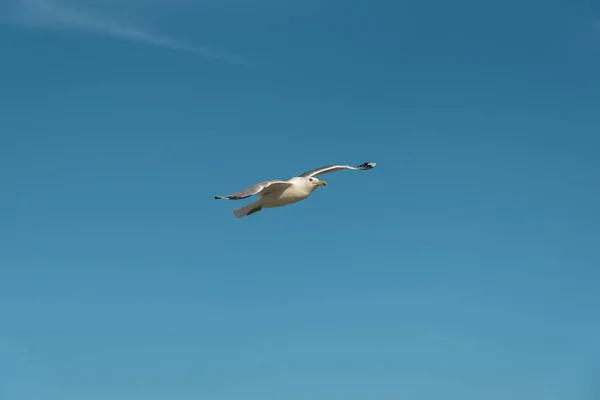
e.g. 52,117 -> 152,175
214,161 -> 376,218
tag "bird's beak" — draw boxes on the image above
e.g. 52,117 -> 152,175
316,181 -> 327,186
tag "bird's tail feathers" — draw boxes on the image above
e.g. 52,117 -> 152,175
233,203 -> 263,218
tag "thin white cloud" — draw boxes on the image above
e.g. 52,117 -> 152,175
9,0 -> 248,65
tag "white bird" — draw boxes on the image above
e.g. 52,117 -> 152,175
214,161 -> 376,218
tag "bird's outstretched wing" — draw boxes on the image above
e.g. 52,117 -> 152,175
299,161 -> 376,178
214,180 -> 292,200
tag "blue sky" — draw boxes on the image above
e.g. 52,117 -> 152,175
1,0 -> 599,399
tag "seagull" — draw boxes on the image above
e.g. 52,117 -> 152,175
214,161 -> 376,218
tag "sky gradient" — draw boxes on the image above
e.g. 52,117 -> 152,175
1,1 -> 600,399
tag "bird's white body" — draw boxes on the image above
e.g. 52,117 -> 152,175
259,177 -> 315,208
232,177 -> 323,217
214,161 -> 376,218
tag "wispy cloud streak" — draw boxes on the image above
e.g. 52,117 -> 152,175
9,0 -> 248,65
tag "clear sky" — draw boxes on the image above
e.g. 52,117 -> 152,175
1,1 -> 599,399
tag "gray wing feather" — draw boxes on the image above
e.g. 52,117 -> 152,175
214,180 -> 292,200
299,161 -> 376,178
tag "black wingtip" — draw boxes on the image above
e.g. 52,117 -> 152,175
358,161 -> 376,169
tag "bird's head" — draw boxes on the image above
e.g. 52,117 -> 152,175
307,176 -> 327,188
